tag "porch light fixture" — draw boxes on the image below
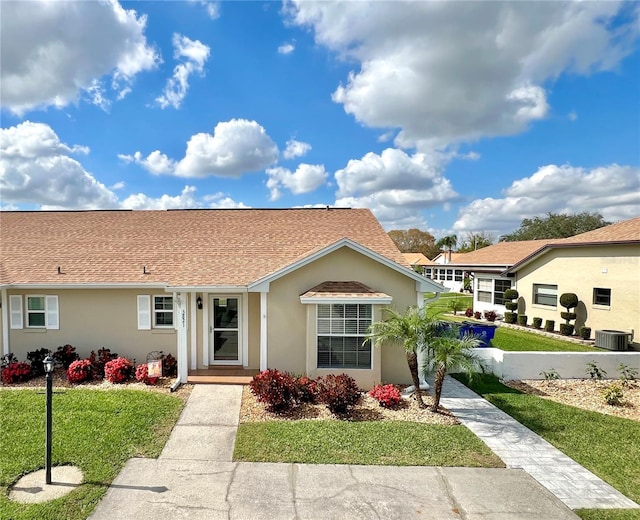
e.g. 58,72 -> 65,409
43,354 -> 54,485
196,296 -> 203,310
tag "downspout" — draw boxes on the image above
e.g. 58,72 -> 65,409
169,375 -> 182,392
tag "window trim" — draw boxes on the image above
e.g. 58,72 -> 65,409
26,295 -> 46,328
153,295 -> 174,328
316,303 -> 373,370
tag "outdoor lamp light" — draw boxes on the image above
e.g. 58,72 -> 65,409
197,296 -> 203,310
44,354 -> 54,485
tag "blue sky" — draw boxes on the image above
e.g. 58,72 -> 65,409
1,0 -> 639,240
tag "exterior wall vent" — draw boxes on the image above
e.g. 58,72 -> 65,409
595,330 -> 630,351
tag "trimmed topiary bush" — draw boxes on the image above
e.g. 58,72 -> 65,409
580,326 -> 592,340
104,357 -> 133,384
532,317 -> 542,329
504,313 -> 517,324
517,314 -> 528,326
67,359 -> 94,383
559,293 -> 579,335
559,323 -> 575,336
503,288 -> 519,324
544,319 -> 555,332
317,374 -> 361,415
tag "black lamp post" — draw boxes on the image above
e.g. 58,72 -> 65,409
43,354 -> 54,485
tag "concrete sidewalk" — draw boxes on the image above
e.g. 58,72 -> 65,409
90,384 -> 579,520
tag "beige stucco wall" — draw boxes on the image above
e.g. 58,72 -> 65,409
514,245 -> 640,347
4,289 -> 177,362
266,246 -> 419,388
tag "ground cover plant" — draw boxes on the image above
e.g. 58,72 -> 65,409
454,373 -> 640,520
0,388 -> 185,520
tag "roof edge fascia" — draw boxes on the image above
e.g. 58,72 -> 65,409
1,283 -> 169,290
166,286 -> 248,293
300,296 -> 393,304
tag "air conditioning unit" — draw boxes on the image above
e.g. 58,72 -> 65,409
595,330 -> 629,351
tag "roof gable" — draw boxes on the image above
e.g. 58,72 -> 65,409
442,240 -> 557,267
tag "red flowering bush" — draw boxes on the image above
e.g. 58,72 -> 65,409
67,359 -> 94,383
249,369 -> 299,413
295,375 -> 318,404
369,384 -> 401,408
1,362 -> 32,384
484,310 -> 497,322
162,353 -> 177,377
316,374 -> 361,415
135,364 -> 159,386
104,357 -> 133,384
464,307 -> 474,318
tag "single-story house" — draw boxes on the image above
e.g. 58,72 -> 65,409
503,216 -> 640,348
401,252 -> 433,275
0,208 -> 445,388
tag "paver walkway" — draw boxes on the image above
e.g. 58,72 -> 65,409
440,376 -> 639,510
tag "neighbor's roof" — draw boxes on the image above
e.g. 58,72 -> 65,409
505,216 -> 640,274
402,252 -> 433,266
445,240 -> 557,267
0,209 -> 410,287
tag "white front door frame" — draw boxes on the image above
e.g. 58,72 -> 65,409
209,294 -> 244,366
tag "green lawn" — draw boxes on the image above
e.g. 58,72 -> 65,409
425,292 -> 472,315
234,420 -> 502,467
0,388 -> 184,520
454,374 -> 640,520
491,327 -> 600,352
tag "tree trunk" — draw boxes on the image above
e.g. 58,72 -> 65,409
407,350 -> 426,408
431,365 -> 447,412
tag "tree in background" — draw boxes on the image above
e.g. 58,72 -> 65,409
500,212 -> 611,241
388,228 -> 440,259
457,231 -> 494,252
436,234 -> 457,262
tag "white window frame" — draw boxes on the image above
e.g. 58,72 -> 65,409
316,303 -> 373,370
477,278 -> 492,303
533,284 -> 558,307
153,295 -> 174,328
18,295 -> 59,330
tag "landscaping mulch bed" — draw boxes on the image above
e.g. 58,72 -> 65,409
239,385 -> 459,425
505,379 -> 640,421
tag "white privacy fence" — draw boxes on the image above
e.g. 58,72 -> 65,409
471,348 -> 640,380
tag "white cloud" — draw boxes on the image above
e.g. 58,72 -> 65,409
333,148 -> 458,228
453,164 -> 640,236
0,122 -> 119,209
266,164 -> 328,200
156,34 -> 211,109
119,150 -> 176,175
0,1 -> 159,114
121,186 -> 248,210
283,139 -> 311,159
278,42 -> 295,55
288,1 -> 638,150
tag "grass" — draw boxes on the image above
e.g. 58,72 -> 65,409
0,388 -> 184,520
425,292 -> 472,315
454,374 -> 640,520
234,420 -> 502,467
491,327 -> 600,352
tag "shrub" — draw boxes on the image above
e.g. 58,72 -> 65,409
1,362 -> 32,384
483,310 -> 497,322
249,369 -> 299,413
464,307 -> 474,318
369,384 -> 401,408
539,368 -> 560,381
295,375 -> 318,404
474,311 -> 481,319
1,353 -> 18,368
448,298 -> 463,315
67,359 -> 94,383
89,348 -> 118,379
317,374 -> 361,415
532,317 -> 542,329
559,292 -> 579,311
135,364 -> 159,386
27,348 -> 51,377
53,344 -> 79,369
104,357 -> 133,384
162,353 -> 177,377
517,314 -> 528,326
559,323 -> 574,336
586,361 -> 607,380
618,363 -> 638,387
579,326 -> 592,340
602,384 -> 623,406
504,313 -> 517,324
544,320 -> 555,332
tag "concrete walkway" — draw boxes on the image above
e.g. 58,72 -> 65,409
440,376 -> 638,510
89,381 -> 635,519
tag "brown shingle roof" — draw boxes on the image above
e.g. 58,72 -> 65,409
0,209 -> 408,287
446,240 -> 557,266
553,216 -> 640,244
402,252 -> 433,266
300,281 -> 390,300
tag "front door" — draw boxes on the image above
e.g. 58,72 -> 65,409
210,296 -> 241,365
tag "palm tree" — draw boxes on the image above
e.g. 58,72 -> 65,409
423,329 -> 479,412
368,306 -> 442,408
436,235 -> 457,263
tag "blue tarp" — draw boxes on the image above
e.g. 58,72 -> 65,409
459,321 -> 497,347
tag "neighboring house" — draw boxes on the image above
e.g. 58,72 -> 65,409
424,252 -> 468,292
0,209 -> 444,388
503,216 -> 640,348
401,252 -> 433,275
